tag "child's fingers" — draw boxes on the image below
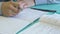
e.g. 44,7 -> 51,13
9,4 -> 19,13
23,3 -> 28,8
19,1 -> 28,9
20,3 -> 28,9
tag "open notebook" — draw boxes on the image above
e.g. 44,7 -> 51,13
0,8 -> 48,34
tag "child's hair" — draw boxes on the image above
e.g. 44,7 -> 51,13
3,0 -> 11,2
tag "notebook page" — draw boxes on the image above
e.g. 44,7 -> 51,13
14,8 -> 48,22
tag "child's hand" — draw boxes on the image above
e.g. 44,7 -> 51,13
2,1 -> 20,17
